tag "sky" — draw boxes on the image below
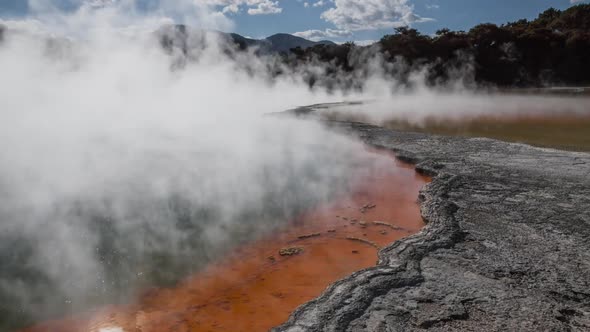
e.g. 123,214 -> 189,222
0,0 -> 588,43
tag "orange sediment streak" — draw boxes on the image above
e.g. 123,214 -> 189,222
22,149 -> 430,332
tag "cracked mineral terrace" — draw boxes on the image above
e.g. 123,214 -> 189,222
274,120 -> 590,331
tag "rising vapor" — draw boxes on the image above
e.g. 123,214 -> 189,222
0,2 -> 365,329
1,1 -> 589,331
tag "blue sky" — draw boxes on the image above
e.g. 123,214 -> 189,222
0,0 -> 588,42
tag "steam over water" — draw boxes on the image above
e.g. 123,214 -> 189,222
0,4 -> 365,329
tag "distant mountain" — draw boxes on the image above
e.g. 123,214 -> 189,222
263,33 -> 335,53
227,33 -> 265,50
154,25 -> 335,54
226,32 -> 336,53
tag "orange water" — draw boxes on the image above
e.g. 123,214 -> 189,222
23,149 -> 430,332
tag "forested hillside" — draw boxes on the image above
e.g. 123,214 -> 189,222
285,5 -> 590,88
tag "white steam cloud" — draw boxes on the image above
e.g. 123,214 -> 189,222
313,91 -> 590,126
0,2 -> 369,329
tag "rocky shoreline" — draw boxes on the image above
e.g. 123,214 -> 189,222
274,121 -> 590,331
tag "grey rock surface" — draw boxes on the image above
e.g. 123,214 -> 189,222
273,121 -> 590,331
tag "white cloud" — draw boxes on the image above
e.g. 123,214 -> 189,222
246,0 -> 282,15
32,0 -> 283,18
206,0 -> 283,15
320,0 -> 433,31
300,0 -> 327,8
293,28 -> 352,41
85,0 -> 117,8
426,4 -> 440,10
222,3 -> 240,13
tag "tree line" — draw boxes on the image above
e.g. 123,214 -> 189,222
284,5 -> 590,88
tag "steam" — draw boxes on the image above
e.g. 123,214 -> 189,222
2,1 -> 589,330
0,3 -> 365,329
310,91 -> 590,126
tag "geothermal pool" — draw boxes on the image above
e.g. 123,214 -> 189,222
22,149 -> 430,332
